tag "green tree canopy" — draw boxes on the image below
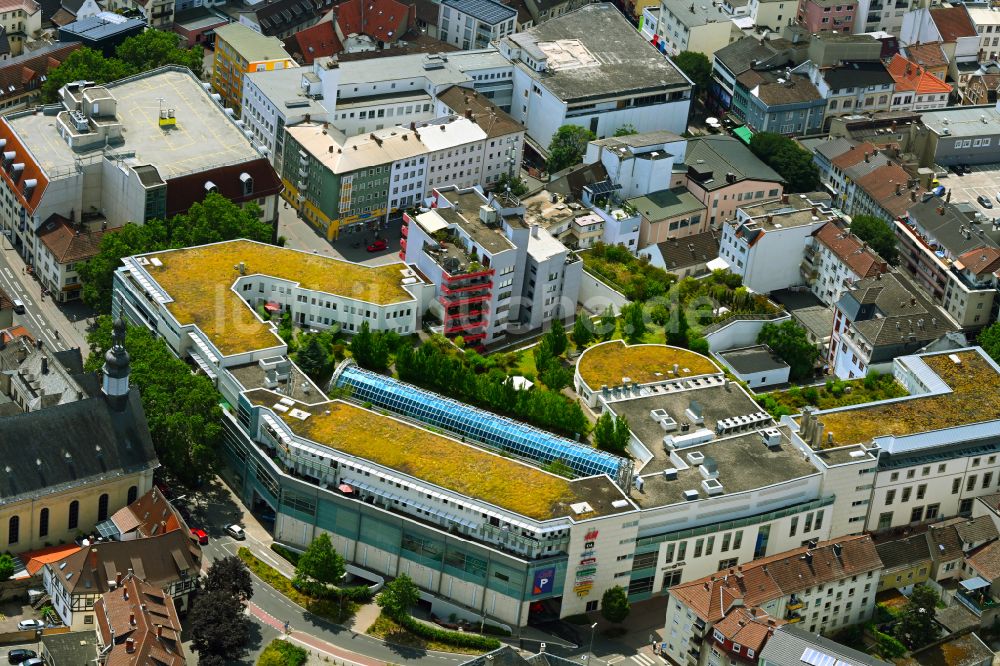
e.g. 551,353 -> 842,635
572,316 -> 594,348
622,301 -> 647,343
757,320 -> 819,381
599,305 -> 618,340
979,321 -> 1000,364
377,573 -> 421,619
258,640 -> 308,666
749,132 -> 820,193
85,317 -> 222,485
0,553 -> 14,581
849,214 -> 899,265
547,125 -> 596,173
613,124 -> 638,137
545,318 -> 568,357
204,555 -> 254,603
43,31 -> 203,102
894,584 -> 940,649
672,51 -> 711,94
601,586 -> 630,623
593,412 -> 630,453
495,172 -> 529,196
190,590 -> 253,663
77,193 -> 271,313
295,334 -> 334,380
294,533 -> 346,598
350,321 -> 391,372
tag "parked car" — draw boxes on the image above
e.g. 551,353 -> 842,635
978,195 -> 994,209
21,659 -> 43,666
7,649 -> 37,664
225,524 -> 246,540
11,299 -> 24,314
16,620 -> 44,631
189,528 -> 208,545
366,239 -> 387,252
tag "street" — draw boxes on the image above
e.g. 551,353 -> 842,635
0,238 -> 90,351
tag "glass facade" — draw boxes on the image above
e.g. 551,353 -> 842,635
336,365 -> 627,480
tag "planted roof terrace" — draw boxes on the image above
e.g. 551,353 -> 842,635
139,239 -> 416,357
808,350 -> 1000,447
244,389 -> 633,521
576,341 -> 720,390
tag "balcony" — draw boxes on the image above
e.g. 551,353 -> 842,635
957,579 -> 998,617
441,279 -> 492,295
439,293 -> 490,309
400,224 -> 408,238
400,238 -> 407,252
444,319 -> 487,335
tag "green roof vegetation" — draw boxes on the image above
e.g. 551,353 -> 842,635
251,393 -> 589,520
577,341 -> 719,390
759,373 -> 908,418
812,350 -> 1000,447
146,240 -> 414,356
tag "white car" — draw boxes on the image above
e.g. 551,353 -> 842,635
17,619 -> 44,631
225,524 -> 246,540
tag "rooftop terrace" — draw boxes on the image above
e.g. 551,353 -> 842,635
245,389 -> 632,521
807,350 -> 1000,447
576,341 -> 720,391
139,240 -> 416,357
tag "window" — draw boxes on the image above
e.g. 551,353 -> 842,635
910,506 -> 923,523
39,507 -> 48,538
718,558 -> 738,571
7,515 -> 18,545
790,516 -> 798,537
926,504 -> 940,520
968,475 -> 978,492
985,473 -> 994,488
98,493 -> 109,522
917,484 -> 926,500
953,478 -> 962,494
69,500 -> 79,530
886,489 -> 896,505
127,485 -> 138,504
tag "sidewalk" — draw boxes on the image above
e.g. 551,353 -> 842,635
249,602 -> 380,666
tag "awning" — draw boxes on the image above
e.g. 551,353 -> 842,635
733,126 -> 754,144
337,483 -> 354,494
264,301 -> 281,312
962,576 -> 991,591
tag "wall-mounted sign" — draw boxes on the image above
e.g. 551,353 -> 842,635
532,567 -> 555,596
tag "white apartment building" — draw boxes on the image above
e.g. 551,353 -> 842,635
584,131 -> 687,200
804,221 -> 888,307
402,186 -> 582,347
438,0 -> 517,50
35,214 -> 117,302
500,4 -> 692,148
967,6 -> 1000,61
663,535 -> 882,666
657,0 -> 739,58
420,116 -> 488,195
718,195 -> 838,296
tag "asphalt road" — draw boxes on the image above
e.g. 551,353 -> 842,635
200,536 -> 472,666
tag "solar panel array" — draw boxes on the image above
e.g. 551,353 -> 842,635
335,364 -> 628,481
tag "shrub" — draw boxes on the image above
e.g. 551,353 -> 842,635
258,639 -> 308,666
270,543 -> 300,566
394,613 -> 501,650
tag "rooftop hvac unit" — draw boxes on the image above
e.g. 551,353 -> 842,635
479,205 -> 498,225
650,408 -> 677,431
663,468 -> 678,480
634,475 -> 645,492
684,400 -> 704,425
699,456 -> 719,479
686,451 -> 705,466
716,411 -> 771,435
665,428 -> 715,450
683,489 -> 700,501
702,478 -> 724,496
761,428 -> 782,449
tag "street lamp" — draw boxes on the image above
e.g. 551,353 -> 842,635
587,622 -> 598,664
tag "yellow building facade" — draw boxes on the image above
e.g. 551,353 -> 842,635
211,23 -> 295,116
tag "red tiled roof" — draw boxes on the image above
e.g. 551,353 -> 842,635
109,487 -> 185,539
854,163 -> 925,219
670,535 -> 882,622
713,607 -> 783,653
905,42 -> 948,69
335,0 -> 414,44
886,53 -> 952,95
830,142 -> 879,170
37,213 -> 120,265
0,325 -> 32,345
814,221 -> 888,279
967,540 -> 1000,581
284,20 -> 342,63
94,575 -> 185,666
931,6 -> 977,42
0,42 -> 78,103
0,117 -> 50,215
955,246 -> 1000,276
19,544 -> 81,576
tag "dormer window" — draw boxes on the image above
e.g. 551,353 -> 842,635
204,180 -> 218,193
240,171 -> 253,196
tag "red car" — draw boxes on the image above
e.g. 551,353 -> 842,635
190,528 -> 208,545
367,239 -> 387,252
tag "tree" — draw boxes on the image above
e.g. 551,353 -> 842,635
601,586 -> 630,624
757,321 -> 819,381
894,584 -> 940,649
592,412 -> 630,454
547,125 -> 596,174
85,317 -> 222,485
539,363 -> 572,391
189,590 -> 253,663
622,301 -> 647,343
0,553 -> 13,581
687,332 -> 710,355
850,214 -> 899,265
666,307 -> 689,347
613,124 -> 638,137
350,322 -> 390,372
203,555 -> 253,603
295,334 -> 332,380
258,639 -> 308,666
672,51 -> 711,95
599,305 -> 617,340
294,533 -> 346,598
41,47 -> 133,102
572,316 -> 594,348
377,573 -> 421,619
980,321 -> 1000,364
749,132 -> 820,193
77,193 -> 273,314
495,172 -> 529,197
546,318 -> 569,357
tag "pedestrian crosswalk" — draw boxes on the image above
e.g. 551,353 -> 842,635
607,652 -> 660,666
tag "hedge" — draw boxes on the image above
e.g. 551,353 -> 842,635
394,613 -> 501,650
270,543 -> 301,567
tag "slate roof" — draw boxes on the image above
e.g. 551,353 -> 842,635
714,37 -> 784,76
243,0 -> 327,38
41,631 -> 99,666
681,135 -> 783,191
823,61 -> 893,91
630,186 -> 706,222
653,229 -> 719,271
930,6 -> 977,42
967,539 -> 1000,581
905,41 -> 948,69
874,534 -> 931,571
836,272 -> 954,348
95,574 -> 185,666
165,159 -> 282,219
927,515 -> 998,561
37,213 -> 119,264
758,625 -> 884,666
814,222 -> 887,279
670,535 -> 882,622
718,345 -> 788,375
0,41 -> 79,104
907,198 -> 1000,257
0,389 -> 158,505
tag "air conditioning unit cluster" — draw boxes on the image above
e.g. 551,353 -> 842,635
716,412 -> 771,435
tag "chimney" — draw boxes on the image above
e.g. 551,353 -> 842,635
41,357 -> 48,374
895,183 -> 901,196
833,543 -> 843,558
910,190 -> 917,202
781,193 -> 789,203
465,107 -> 473,120
803,551 -> 813,565
125,638 -> 135,654
116,572 -> 122,586
947,189 -> 952,202
864,151 -> 870,163
129,613 -> 135,626
123,587 -> 129,601
157,625 -> 163,639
